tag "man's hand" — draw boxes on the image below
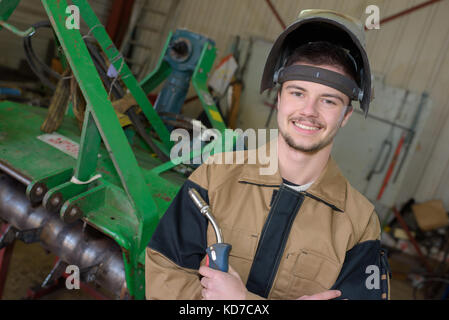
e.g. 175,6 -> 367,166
199,265 -> 247,300
199,265 -> 341,300
297,290 -> 342,300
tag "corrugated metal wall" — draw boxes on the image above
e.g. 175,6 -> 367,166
0,0 -> 112,70
151,0 -> 449,207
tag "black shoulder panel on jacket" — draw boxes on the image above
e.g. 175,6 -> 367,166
331,240 -> 391,300
148,179 -> 209,270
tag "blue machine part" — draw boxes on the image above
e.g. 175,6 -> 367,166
0,87 -> 21,96
154,29 -> 215,116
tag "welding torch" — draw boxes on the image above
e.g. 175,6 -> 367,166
188,188 -> 232,272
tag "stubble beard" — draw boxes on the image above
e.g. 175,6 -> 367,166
279,119 -> 341,153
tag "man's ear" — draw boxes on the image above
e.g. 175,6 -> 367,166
340,105 -> 353,128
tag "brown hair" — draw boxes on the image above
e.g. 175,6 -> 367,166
285,41 -> 358,82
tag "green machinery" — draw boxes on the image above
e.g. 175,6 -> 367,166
0,0 -> 236,299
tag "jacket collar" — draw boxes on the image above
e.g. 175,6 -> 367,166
238,138 -> 347,212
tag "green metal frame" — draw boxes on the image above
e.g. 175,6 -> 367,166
141,32 -> 240,176
42,0 -> 161,298
0,0 -> 238,299
139,32 -> 173,95
192,43 -> 227,132
0,0 -> 21,31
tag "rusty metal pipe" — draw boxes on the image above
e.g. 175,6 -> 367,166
375,0 -> 442,28
265,0 -> 286,30
0,174 -> 127,299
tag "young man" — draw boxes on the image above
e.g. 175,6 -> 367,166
145,10 -> 391,300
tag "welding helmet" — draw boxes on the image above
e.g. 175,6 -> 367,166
260,9 -> 373,116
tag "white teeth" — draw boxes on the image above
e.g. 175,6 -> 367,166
293,122 -> 320,131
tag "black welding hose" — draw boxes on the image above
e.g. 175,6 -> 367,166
25,22 -> 62,79
85,40 -> 124,99
23,21 -> 62,90
126,106 -> 169,162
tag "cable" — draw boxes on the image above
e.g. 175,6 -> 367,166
84,40 -> 169,162
23,21 -> 62,90
126,106 -> 169,162
22,22 -> 170,162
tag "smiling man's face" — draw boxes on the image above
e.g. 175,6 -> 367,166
277,64 -> 353,153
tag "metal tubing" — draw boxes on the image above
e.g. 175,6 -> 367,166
188,188 -> 223,243
0,21 -> 35,37
0,160 -> 32,186
0,175 -> 127,298
392,92 -> 428,183
264,0 -> 286,30
352,109 -> 413,132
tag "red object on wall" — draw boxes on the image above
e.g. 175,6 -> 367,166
264,0 -> 286,30
106,0 -> 135,48
377,134 -> 406,200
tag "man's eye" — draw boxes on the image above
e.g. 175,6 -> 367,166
292,92 -> 304,97
322,99 -> 336,105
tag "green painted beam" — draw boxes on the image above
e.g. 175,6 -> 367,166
41,0 -> 161,298
192,42 -> 227,132
72,0 -> 173,151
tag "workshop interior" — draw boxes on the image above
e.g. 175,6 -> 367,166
0,0 -> 449,300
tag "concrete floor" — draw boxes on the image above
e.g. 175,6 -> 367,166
2,234 -> 443,300
1,240 -> 98,300
387,251 -> 449,300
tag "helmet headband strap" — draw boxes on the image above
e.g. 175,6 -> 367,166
275,64 -> 362,101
